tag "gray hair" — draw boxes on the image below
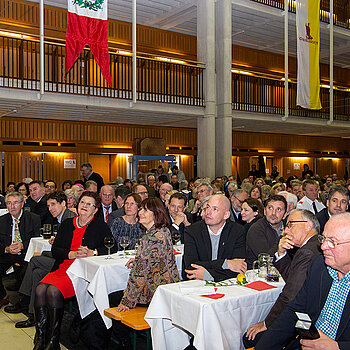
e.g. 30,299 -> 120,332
5,191 -> 24,203
227,182 -> 238,193
231,188 -> 246,198
279,191 -> 298,208
115,176 -> 124,185
179,180 -> 188,191
290,209 -> 320,234
64,189 -> 80,203
81,162 -> 92,170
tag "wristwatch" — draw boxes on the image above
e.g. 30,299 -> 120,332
93,249 -> 98,256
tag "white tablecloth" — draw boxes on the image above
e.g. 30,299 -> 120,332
67,245 -> 184,328
24,237 -> 52,262
145,278 -> 284,350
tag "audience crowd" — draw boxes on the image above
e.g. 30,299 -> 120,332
1,161 -> 350,349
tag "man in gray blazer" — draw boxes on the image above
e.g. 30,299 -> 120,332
4,191 -> 76,328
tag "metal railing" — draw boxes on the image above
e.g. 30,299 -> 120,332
252,0 -> 350,29
232,73 -> 350,121
0,36 -> 205,106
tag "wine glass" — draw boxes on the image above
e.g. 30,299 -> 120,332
119,236 -> 130,258
104,236 -> 115,260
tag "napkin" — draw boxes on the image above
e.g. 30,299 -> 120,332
201,293 -> 225,299
243,281 -> 277,291
180,285 -> 216,295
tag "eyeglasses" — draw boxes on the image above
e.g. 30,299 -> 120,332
137,191 -> 148,195
197,189 -> 209,194
102,193 -> 113,197
318,235 -> 350,249
79,200 -> 96,208
7,201 -> 22,206
233,195 -> 244,204
285,220 -> 307,229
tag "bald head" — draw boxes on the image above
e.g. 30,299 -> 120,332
205,194 -> 231,233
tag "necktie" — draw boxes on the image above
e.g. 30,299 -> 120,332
104,206 -> 110,222
312,201 -> 318,214
14,217 -> 22,243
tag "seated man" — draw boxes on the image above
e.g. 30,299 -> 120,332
256,213 -> 350,350
243,209 -> 321,348
317,184 -> 349,234
230,188 -> 248,225
297,179 -> 325,215
4,191 -> 77,327
246,194 -> 287,269
168,192 -> 192,244
183,194 -> 246,282
0,192 -> 41,307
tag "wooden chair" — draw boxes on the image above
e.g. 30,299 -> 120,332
104,306 -> 151,350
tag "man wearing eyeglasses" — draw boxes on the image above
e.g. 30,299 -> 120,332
97,185 -> 117,223
256,212 -> 350,350
0,192 -> 41,308
244,209 -> 321,348
229,188 -> 248,225
316,185 -> 349,234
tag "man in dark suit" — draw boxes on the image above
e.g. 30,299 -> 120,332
317,184 -> 348,234
246,194 -> 287,269
5,191 -> 77,327
168,192 -> 191,244
97,185 -> 117,223
243,209 -> 322,348
107,185 -> 131,226
0,192 -> 41,307
81,162 -> 104,192
229,188 -> 248,225
29,180 -> 54,226
183,194 -> 246,282
256,213 -> 350,350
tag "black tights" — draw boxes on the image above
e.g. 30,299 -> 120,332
35,283 -> 64,309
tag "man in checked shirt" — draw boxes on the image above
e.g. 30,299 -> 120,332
256,212 -> 350,350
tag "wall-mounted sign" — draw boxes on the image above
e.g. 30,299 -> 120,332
294,163 -> 301,170
64,159 -> 76,169
266,168 -> 270,174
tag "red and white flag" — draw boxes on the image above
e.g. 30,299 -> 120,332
65,0 -> 112,86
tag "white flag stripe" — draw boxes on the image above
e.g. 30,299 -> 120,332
68,0 -> 108,20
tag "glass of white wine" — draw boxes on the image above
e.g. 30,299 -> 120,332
104,236 -> 115,260
119,236 -> 130,258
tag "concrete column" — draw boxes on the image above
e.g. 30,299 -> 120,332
215,0 -> 232,177
197,0 -> 216,179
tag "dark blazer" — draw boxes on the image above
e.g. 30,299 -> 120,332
265,235 -> 322,327
96,201 -> 117,222
256,256 -> 350,350
0,211 -> 41,257
246,217 -> 280,269
51,215 -> 113,271
60,208 -> 77,224
30,195 -> 54,226
230,208 -> 245,226
316,208 -> 330,234
182,219 -> 246,281
84,172 -> 104,191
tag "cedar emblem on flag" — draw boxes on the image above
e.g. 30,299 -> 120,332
296,0 -> 322,109
65,0 -> 112,86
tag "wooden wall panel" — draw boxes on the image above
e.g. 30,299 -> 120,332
88,154 -> 110,184
110,154 -> 128,182
4,152 -> 22,185
316,158 -> 346,179
231,156 -> 238,177
0,118 -> 197,147
180,155 -> 194,181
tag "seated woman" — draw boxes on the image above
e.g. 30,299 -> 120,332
241,198 -> 264,234
64,188 -> 79,214
109,193 -> 143,250
33,191 -> 113,350
111,197 -> 180,348
249,185 -> 262,200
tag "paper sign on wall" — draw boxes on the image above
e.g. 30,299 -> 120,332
294,163 -> 301,170
64,159 -> 76,169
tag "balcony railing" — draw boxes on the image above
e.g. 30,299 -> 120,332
0,36 -> 204,106
252,0 -> 350,29
232,73 -> 350,121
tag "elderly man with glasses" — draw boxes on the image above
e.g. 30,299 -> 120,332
230,188 -> 248,225
256,212 -> 350,350
0,192 -> 41,308
243,209 -> 321,348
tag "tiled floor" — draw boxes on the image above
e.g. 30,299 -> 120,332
0,307 -> 68,350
